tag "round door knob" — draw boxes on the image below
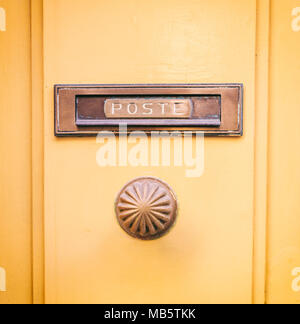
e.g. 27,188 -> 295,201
115,177 -> 178,240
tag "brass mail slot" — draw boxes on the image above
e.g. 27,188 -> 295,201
76,95 -> 221,127
54,84 -> 243,136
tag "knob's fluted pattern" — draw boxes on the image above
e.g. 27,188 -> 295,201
115,177 -> 177,240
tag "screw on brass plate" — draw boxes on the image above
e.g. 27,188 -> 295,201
115,177 -> 178,240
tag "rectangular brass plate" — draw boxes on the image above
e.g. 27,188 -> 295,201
55,84 -> 243,136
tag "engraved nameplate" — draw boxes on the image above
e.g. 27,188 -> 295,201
104,98 -> 192,119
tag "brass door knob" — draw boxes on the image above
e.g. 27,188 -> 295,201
115,177 -> 178,240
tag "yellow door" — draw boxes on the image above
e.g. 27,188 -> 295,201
43,0 -> 255,304
0,0 -> 299,304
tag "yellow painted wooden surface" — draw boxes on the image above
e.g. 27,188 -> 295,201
31,0 -> 45,304
0,0 -> 299,304
0,0 -> 32,304
266,0 -> 300,304
44,0 -> 256,304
